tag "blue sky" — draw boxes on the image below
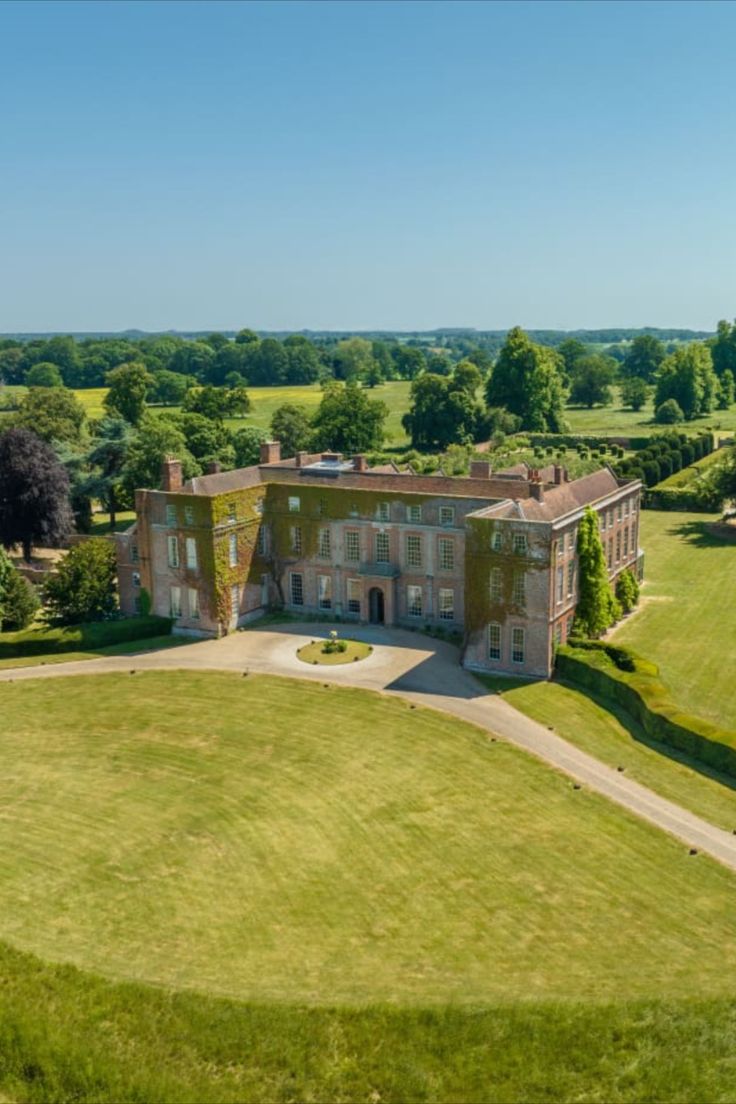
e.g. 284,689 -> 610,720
1,0 -> 735,332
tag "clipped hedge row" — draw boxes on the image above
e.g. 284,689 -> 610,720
616,431 -> 715,490
524,433 -> 651,450
556,640 -> 736,777
643,488 -> 717,512
0,615 -> 172,660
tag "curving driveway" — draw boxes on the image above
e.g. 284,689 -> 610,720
4,622 -> 736,871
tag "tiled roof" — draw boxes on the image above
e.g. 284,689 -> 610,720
516,468 -> 630,522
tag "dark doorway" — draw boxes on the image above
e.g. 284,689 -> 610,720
369,587 -> 385,624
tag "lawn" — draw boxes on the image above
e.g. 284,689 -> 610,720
486,678 -> 736,832
3,671 -> 736,1008
654,446 -> 725,489
611,510 -> 736,729
564,386 -> 736,439
0,615 -> 176,669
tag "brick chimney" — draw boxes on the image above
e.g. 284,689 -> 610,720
530,481 -> 544,501
353,454 -> 368,472
206,460 -> 222,475
260,440 -> 281,464
553,464 -> 564,485
470,460 -> 491,479
161,456 -> 182,492
295,451 -> 309,468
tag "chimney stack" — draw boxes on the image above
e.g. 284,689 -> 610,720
470,460 -> 491,479
530,481 -> 544,501
206,460 -> 222,475
260,440 -> 281,465
161,456 -> 182,492
295,451 -> 309,468
553,464 -> 564,485
353,454 -> 368,472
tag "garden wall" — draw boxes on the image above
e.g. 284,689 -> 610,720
556,641 -> 736,778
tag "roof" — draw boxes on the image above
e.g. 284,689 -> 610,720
515,468 -> 626,522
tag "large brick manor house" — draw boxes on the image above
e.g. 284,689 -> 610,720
116,442 -> 643,678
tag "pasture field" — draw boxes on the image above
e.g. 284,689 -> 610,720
612,510 -> 736,729
3,671 -> 736,1007
565,386 -> 736,438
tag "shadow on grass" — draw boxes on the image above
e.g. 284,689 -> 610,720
666,519 -> 729,547
553,676 -> 736,796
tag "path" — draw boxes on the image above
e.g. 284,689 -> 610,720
4,622 -> 736,870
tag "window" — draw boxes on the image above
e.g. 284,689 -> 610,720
347,578 -> 361,614
318,574 -> 332,610
607,509 -> 613,530
288,496 -> 300,513
407,584 -> 423,617
254,497 -> 264,516
406,534 -> 422,568
513,533 -> 528,555
555,623 -> 562,645
318,527 -> 331,558
438,537 -> 454,571
616,503 -> 621,523
345,530 -> 360,562
489,567 -> 502,602
607,539 -> 613,569
165,504 -> 177,528
228,533 -> 238,567
131,543 -> 139,563
512,570 -> 525,606
439,505 -> 455,527
184,505 -> 194,526
375,531 -> 390,563
169,585 -> 181,618
616,531 -> 621,563
623,527 -> 629,557
491,531 -> 503,552
231,584 -> 240,619
567,561 -> 575,598
186,537 -> 198,570
256,525 -> 267,555
349,502 -> 360,518
438,588 -> 454,621
566,614 -> 574,639
227,502 -> 236,523
406,504 -> 422,524
511,627 -> 525,664
167,535 -> 179,568
188,587 -> 200,620
376,502 -> 390,522
488,622 -> 501,661
290,572 -> 304,605
623,499 -> 629,519
132,571 -> 141,588
318,498 -> 328,517
556,565 -> 564,604
290,525 -> 302,555
568,530 -> 575,552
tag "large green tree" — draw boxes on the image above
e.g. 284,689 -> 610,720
621,335 -> 666,383
311,382 -> 387,454
573,507 -> 619,637
14,387 -> 87,444
84,417 -> 135,530
25,362 -> 64,388
485,327 -> 567,432
402,369 -> 483,450
654,343 -> 717,420
121,416 -> 198,498
710,320 -> 736,379
0,428 -> 73,561
44,539 -> 117,624
104,362 -> 152,425
569,355 -> 616,408
271,403 -> 312,457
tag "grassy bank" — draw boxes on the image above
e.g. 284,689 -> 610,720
0,616 -> 174,669
3,938 -> 736,1103
3,672 -> 736,1006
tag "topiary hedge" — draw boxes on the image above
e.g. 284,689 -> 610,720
615,432 -> 715,491
556,641 -> 736,777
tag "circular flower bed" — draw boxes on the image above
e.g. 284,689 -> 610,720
297,632 -> 373,666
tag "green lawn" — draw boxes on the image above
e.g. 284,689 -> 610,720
654,446 -> 725,489
487,678 -> 736,832
612,510 -> 736,729
564,386 -> 736,438
3,670 -> 736,1008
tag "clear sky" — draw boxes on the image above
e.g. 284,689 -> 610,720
2,0 -> 735,333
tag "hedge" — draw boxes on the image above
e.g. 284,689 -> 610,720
642,488 -> 717,512
556,641 -> 736,777
524,433 -> 652,450
0,615 -> 172,661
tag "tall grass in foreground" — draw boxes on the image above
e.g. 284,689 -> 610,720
1,940 -> 736,1103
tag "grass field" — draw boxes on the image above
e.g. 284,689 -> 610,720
3,670 -> 736,1007
485,678 -> 736,832
612,510 -> 736,729
565,386 -> 736,438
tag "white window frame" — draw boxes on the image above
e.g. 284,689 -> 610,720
227,502 -> 237,523
439,505 -> 455,528
167,535 -> 179,568
318,574 -> 332,610
438,537 -> 454,571
488,622 -> 501,661
169,585 -> 182,618
512,570 -> 525,606
556,565 -> 564,604
567,560 -> 575,598
290,525 -> 302,555
228,532 -> 238,567
405,533 -> 422,568
375,531 -> 390,563
256,525 -> 267,555
344,530 -> 360,562
492,531 -> 503,552
511,627 -> 525,664
489,567 -> 502,602
184,505 -> 194,526
513,533 -> 528,555
347,578 -> 361,614
132,571 -> 141,588
407,584 -> 423,617
288,496 -> 301,513
406,504 -> 422,524
318,526 -> 331,559
438,588 -> 454,621
165,504 -> 177,528
290,572 -> 304,606
376,502 -> 390,522
188,586 -> 200,620
185,536 -> 198,570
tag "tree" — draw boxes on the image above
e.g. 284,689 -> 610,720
402,371 -> 482,450
121,416 -> 198,499
710,320 -> 736,379
1,568 -> 39,630
0,428 -> 73,561
84,417 -> 134,530
25,362 -> 64,388
452,359 -> 482,394
271,404 -> 312,457
654,398 -> 685,424
391,345 -> 425,380
44,539 -> 117,624
163,412 -> 234,469
104,362 -> 152,425
181,385 -> 233,421
14,387 -> 87,444
621,376 -> 649,411
615,568 -> 640,614
168,341 -> 216,381
232,426 -> 266,468
147,369 -> 192,405
621,334 -> 666,383
556,337 -> 588,385
573,507 -> 619,637
0,546 -> 13,623
311,382 -> 387,454
248,338 -> 289,386
332,337 -> 376,382
717,369 -> 735,410
234,328 -> 260,345
283,334 -> 321,384
227,386 -> 251,416
654,343 -> 717,419
485,327 -> 567,432
569,355 -> 615,407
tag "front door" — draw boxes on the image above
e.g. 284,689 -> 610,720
369,587 -> 384,624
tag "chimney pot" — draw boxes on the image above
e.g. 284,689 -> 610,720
161,456 -> 183,492
260,440 -> 281,465
554,464 -> 564,485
